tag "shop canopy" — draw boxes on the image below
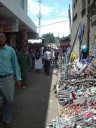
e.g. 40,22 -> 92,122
28,39 -> 42,44
28,39 -> 43,48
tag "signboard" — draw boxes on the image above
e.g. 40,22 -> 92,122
59,41 -> 70,48
0,20 -> 19,32
28,39 -> 42,44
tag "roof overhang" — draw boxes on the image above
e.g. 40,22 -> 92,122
0,0 -> 37,34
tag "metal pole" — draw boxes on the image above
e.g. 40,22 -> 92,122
68,4 -> 71,33
38,0 -> 42,37
86,0 -> 90,55
64,51 -> 67,80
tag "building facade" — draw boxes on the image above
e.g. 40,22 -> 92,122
15,0 -> 27,14
89,0 -> 96,55
0,0 -> 37,33
71,0 -> 96,58
0,0 -> 38,47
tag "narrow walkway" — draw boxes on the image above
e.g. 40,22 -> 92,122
11,68 -> 59,128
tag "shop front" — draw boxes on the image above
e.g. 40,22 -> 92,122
0,0 -> 37,50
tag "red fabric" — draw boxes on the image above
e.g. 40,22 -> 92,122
70,91 -> 77,100
84,112 -> 93,118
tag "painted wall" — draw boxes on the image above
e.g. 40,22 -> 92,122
14,0 -> 27,14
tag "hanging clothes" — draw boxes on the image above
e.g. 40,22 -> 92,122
78,23 -> 85,42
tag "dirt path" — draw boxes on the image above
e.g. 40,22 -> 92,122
11,68 -> 59,128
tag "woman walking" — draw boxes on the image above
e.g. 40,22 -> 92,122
35,49 -> 42,73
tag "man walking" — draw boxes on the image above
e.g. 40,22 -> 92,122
44,48 -> 52,77
0,33 -> 21,128
54,49 -> 59,68
18,46 -> 29,88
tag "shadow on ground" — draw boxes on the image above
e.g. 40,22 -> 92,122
11,68 -> 56,128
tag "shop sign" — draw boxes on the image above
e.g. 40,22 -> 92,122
59,41 -> 70,48
0,20 -> 19,32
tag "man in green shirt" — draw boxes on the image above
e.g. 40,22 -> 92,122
18,46 -> 29,88
0,33 -> 21,128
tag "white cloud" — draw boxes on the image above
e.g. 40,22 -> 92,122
41,5 -> 54,16
28,0 -> 54,16
28,0 -> 39,15
28,0 -> 70,38
39,18 -> 70,37
60,10 -> 68,17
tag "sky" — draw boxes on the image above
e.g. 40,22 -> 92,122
28,0 -> 72,38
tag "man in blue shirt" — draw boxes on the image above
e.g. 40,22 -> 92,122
0,33 -> 21,128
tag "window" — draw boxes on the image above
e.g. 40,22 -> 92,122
82,0 -> 86,11
81,9 -> 86,17
20,0 -> 24,9
73,0 -> 77,9
89,0 -> 96,18
73,13 -> 77,22
81,0 -> 86,17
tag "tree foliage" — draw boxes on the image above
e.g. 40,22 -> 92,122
42,33 -> 57,44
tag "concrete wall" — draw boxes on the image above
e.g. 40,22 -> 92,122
71,0 -> 96,57
71,0 -> 87,55
24,0 -> 27,14
89,0 -> 96,55
90,22 -> 96,55
14,0 -> 27,14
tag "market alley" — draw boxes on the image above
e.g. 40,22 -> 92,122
11,68 -> 59,128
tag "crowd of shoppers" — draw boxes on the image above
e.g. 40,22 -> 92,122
0,32 -> 59,128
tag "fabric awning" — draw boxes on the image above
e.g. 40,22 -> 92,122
28,39 -> 42,44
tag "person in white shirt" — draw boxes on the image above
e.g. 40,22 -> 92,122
35,49 -> 42,73
44,48 -> 52,76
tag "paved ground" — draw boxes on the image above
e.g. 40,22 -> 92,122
8,68 -> 59,128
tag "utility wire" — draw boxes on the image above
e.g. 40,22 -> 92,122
41,14 -> 66,18
38,20 -> 69,27
42,15 -> 67,19
37,12 -> 68,19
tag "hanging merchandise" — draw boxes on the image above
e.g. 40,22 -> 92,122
9,34 -> 16,47
81,44 -> 87,53
70,53 -> 77,60
94,51 -> 96,57
21,30 -> 27,46
78,22 -> 85,42
81,44 -> 88,61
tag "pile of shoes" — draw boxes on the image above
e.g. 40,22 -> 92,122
50,55 -> 96,127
